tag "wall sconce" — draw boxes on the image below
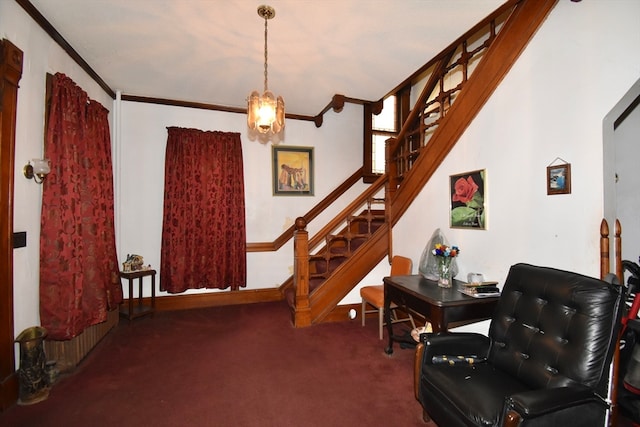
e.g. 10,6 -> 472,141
23,159 -> 51,184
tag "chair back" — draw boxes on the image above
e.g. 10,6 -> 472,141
390,255 -> 412,276
488,263 -> 623,393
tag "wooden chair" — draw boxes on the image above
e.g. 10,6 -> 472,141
360,255 -> 415,339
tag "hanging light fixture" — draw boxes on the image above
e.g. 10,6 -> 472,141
247,5 -> 285,135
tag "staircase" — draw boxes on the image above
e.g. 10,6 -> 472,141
285,0 -> 558,327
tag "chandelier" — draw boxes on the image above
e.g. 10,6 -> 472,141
247,5 -> 285,135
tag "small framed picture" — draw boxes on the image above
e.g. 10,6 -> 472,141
547,164 -> 571,195
450,169 -> 486,230
272,146 -> 314,196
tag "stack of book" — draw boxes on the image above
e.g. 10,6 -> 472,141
459,281 -> 500,298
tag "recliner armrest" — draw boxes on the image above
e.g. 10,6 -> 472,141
506,385 -> 606,419
419,332 -> 491,362
414,332 -> 490,402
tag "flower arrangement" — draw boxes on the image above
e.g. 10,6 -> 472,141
432,243 -> 460,258
432,244 -> 460,288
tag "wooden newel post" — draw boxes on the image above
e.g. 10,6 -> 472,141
600,218 -> 610,280
293,217 -> 311,327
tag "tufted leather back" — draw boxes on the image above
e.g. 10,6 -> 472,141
488,263 -> 623,392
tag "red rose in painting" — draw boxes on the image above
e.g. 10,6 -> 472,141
452,176 -> 478,203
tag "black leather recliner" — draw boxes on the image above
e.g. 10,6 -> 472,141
414,263 -> 623,427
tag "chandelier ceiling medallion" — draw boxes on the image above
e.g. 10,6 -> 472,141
247,5 -> 285,136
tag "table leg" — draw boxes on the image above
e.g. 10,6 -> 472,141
431,307 -> 445,333
151,274 -> 156,316
128,278 -> 133,324
384,287 -> 394,355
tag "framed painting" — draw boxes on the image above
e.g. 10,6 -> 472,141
450,169 -> 486,230
272,146 -> 314,196
547,163 -> 571,195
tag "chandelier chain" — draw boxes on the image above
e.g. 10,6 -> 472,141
263,16 -> 269,92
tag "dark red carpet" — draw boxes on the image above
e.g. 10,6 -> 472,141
1,302 -> 433,426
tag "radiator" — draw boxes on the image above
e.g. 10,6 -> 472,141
44,309 -> 119,373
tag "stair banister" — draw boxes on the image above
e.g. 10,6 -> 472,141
308,174 -> 387,252
247,167 -> 365,253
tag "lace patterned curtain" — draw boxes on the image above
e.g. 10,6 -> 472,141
160,127 -> 246,293
40,73 -> 122,340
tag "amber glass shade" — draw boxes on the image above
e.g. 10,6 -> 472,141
247,90 -> 285,134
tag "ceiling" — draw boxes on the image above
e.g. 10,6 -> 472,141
26,0 -> 505,117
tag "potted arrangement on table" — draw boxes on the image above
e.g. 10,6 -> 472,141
432,243 -> 460,288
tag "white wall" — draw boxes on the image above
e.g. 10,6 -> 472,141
117,101 -> 366,297
3,0 -> 640,342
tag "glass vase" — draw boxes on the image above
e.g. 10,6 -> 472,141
437,257 -> 452,288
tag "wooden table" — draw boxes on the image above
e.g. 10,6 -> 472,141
119,269 -> 156,322
383,274 -> 499,354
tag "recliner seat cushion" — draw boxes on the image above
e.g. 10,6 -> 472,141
421,363 -> 529,427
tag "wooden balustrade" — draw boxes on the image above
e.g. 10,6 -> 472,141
287,0 -> 558,326
387,3 -> 510,185
290,177 -> 388,326
246,167 -> 365,252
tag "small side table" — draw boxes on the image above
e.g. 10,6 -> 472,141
119,269 -> 156,322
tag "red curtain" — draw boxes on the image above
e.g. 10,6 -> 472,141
40,73 -> 122,340
160,127 -> 246,293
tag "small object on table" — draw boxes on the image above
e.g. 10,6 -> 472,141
459,281 -> 500,298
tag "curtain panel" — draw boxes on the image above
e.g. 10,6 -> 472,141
160,127 -> 247,293
40,73 -> 122,340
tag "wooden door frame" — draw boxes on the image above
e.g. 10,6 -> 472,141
0,39 -> 23,410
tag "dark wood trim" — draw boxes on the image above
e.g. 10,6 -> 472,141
126,294 -> 362,326
149,288 -> 283,312
121,94 -> 319,124
0,38 -> 23,411
15,0 -> 115,99
614,93 -> 640,130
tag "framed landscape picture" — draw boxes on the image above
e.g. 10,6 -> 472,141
450,169 -> 486,230
547,163 -> 571,195
272,146 -> 314,196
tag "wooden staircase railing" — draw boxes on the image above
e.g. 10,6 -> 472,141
289,0 -> 559,327
248,167 -> 365,252
388,0 -> 558,225
289,174 -> 388,326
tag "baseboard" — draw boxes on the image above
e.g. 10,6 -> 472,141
125,289 -> 405,327
150,287 -> 284,311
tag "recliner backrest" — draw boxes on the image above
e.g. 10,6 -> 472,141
488,263 -> 623,393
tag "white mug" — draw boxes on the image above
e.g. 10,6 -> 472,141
467,272 -> 484,285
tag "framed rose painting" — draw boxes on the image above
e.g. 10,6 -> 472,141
450,169 -> 486,230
